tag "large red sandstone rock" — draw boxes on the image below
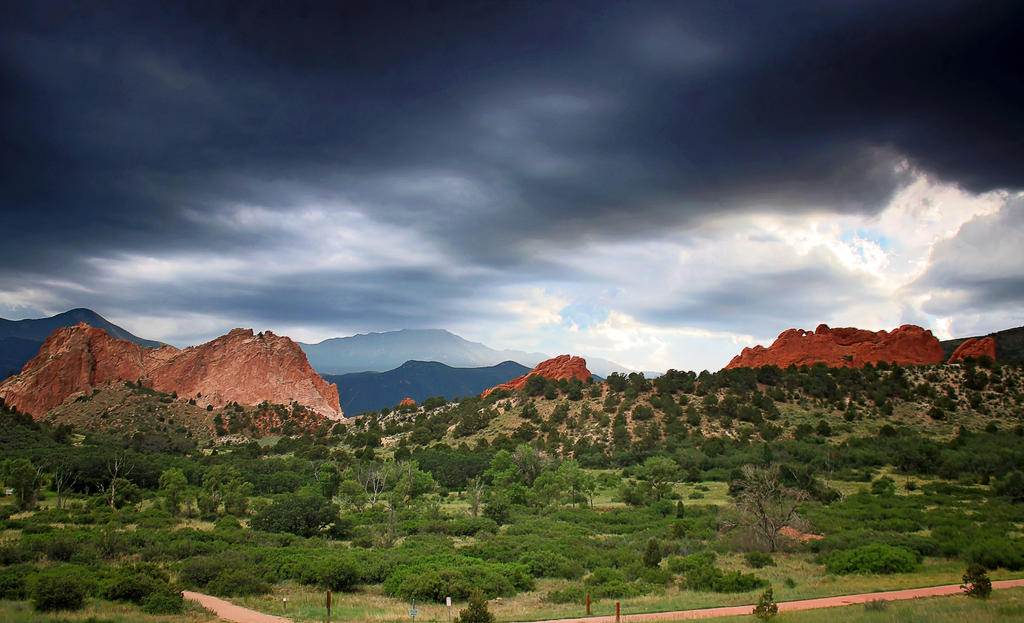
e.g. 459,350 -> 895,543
398,397 -> 416,407
725,324 -> 945,370
481,354 -> 591,398
948,337 -> 997,363
0,323 -> 343,419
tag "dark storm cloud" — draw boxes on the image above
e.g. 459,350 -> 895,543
2,0 -> 1022,333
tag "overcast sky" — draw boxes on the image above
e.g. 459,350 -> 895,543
2,1 -> 1022,372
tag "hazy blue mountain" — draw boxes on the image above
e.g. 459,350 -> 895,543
0,308 -> 162,377
0,337 -> 43,378
941,325 -> 1024,364
299,329 -> 548,374
298,328 -> 630,376
323,359 -> 531,415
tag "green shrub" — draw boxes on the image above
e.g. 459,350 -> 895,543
546,584 -> 587,604
32,571 -> 87,612
667,550 -> 716,574
0,563 -> 35,599
745,551 -> 776,569
964,538 -> 1024,571
824,544 -> 918,575
320,556 -> 361,591
585,567 -> 626,586
385,562 -> 524,602
142,587 -> 184,614
206,569 -> 270,597
713,570 -> 767,592
519,550 -> 584,579
103,570 -> 154,603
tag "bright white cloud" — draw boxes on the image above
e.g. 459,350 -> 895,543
474,169 -> 1020,370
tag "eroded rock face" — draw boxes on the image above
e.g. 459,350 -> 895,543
725,324 -> 945,370
0,323 -> 343,419
398,397 -> 416,407
948,337 -> 997,363
481,354 -> 591,398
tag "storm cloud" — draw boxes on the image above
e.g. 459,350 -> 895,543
2,1 -> 1022,371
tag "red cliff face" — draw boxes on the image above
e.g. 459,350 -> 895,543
725,324 -> 945,370
0,323 -> 343,419
481,354 -> 591,398
398,397 -> 416,407
948,337 -> 997,363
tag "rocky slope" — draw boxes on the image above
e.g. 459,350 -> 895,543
948,337 -> 997,363
0,323 -> 342,419
0,308 -> 161,377
942,326 -> 1024,364
481,354 -> 592,397
725,324 -> 945,369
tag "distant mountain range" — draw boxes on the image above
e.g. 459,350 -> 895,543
323,359 -> 532,415
298,328 -> 630,377
0,308 -> 161,377
941,326 -> 1024,364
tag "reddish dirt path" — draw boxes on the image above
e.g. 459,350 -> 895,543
517,579 -> 1024,622
183,591 -> 292,623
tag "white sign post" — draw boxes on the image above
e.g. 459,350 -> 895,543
446,596 -> 452,621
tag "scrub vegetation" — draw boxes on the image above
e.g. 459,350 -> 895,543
1,357 -> 1022,621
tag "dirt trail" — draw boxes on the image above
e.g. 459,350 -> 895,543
183,591 -> 292,623
517,578 -> 1024,622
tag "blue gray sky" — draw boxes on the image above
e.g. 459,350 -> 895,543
2,1 -> 1022,372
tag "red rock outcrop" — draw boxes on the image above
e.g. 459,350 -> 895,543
398,397 -> 416,407
725,324 -> 945,370
0,323 -> 343,419
481,354 -> 591,398
948,337 -> 997,363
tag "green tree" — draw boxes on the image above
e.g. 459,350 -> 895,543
251,489 -> 340,537
556,460 -> 595,507
2,458 -> 43,510
158,467 -> 188,515
201,464 -> 252,517
642,538 -> 662,568
108,477 -> 142,509
532,470 -> 566,507
337,478 -> 369,511
961,564 -> 992,599
638,456 -> 678,501
752,587 -> 778,619
454,588 -> 495,623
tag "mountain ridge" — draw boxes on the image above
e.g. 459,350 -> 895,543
323,359 -> 531,415
299,328 -> 630,377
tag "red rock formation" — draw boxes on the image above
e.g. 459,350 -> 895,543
725,324 -> 945,370
948,337 -> 997,363
398,397 -> 416,407
481,354 -> 591,398
0,323 -> 343,419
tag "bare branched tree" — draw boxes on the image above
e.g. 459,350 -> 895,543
354,462 -> 392,506
106,452 -> 134,509
51,460 -> 78,510
723,463 -> 808,552
467,476 -> 485,517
